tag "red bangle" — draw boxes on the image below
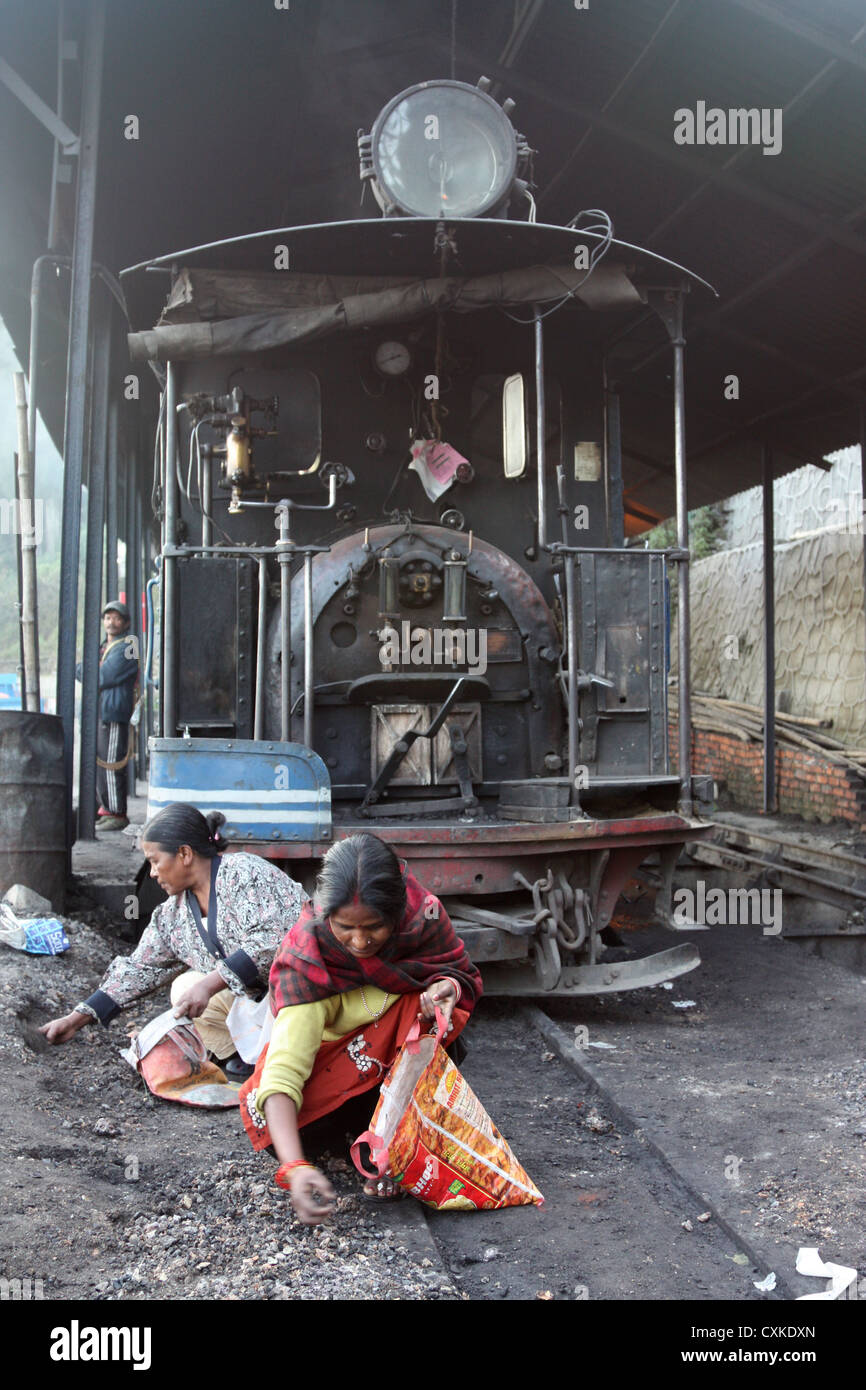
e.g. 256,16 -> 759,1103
274,1160 -> 314,1190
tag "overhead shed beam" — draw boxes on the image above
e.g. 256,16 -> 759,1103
542,0 -> 688,208
646,20 -> 866,244
457,44 -> 866,262
497,0 -> 547,72
713,324 -> 866,407
0,55 -> 79,153
723,0 -> 866,75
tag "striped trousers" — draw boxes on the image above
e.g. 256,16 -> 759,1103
96,720 -> 129,817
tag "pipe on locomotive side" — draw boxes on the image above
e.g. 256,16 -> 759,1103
162,361 -> 179,738
565,550 -> 580,809
254,554 -> 267,740
671,297 -> 692,816
534,306 -> 547,551
276,505 -> 292,742
303,550 -> 314,749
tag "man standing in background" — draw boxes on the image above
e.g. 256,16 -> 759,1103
80,600 -> 140,831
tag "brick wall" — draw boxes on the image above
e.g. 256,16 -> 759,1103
668,718 -> 866,825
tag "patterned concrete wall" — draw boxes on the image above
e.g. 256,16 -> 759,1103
682,525 -> 866,744
723,446 -> 862,547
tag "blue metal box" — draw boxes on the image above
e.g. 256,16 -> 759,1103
146,737 -> 331,843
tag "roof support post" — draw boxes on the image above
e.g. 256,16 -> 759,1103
861,404 -> 866,716
56,0 -> 105,853
762,444 -> 777,814
78,295 -> 112,841
105,397 -> 119,600
648,287 -> 692,814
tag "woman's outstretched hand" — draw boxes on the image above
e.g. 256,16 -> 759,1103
418,979 -> 457,1031
39,1011 -> 91,1045
287,1166 -> 337,1226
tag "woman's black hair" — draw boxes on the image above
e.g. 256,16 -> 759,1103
140,803 -> 227,859
314,833 -> 406,927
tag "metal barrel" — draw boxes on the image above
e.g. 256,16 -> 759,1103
0,711 -> 67,911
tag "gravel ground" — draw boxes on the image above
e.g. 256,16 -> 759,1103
543,920 -> 866,1295
0,906 -> 456,1302
4,850 -> 865,1303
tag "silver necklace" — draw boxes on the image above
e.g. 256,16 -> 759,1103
359,985 -> 388,1021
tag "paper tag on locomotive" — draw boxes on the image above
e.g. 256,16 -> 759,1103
408,438 -> 468,501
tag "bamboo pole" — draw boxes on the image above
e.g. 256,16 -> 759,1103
693,692 -> 832,729
13,373 -> 40,712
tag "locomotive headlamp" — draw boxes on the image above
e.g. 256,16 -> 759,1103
365,80 -> 519,219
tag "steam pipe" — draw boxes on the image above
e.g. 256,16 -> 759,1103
303,550 -> 314,749
201,440 -> 213,548
276,505 -> 292,742
254,556 -> 267,740
534,306 -> 548,549
671,296 -> 692,815
565,554 -> 580,807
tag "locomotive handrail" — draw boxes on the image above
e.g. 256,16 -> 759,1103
144,569 -> 160,690
546,543 -> 687,557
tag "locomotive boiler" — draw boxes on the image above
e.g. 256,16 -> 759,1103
124,78 -> 716,995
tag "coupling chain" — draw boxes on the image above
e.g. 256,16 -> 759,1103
514,868 -> 591,954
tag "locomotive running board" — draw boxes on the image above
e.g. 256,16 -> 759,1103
479,943 -> 700,996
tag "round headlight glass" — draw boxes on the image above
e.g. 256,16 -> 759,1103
371,81 -> 518,219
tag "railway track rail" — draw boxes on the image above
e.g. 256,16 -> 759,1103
685,817 -> 866,928
416,1002 -> 799,1301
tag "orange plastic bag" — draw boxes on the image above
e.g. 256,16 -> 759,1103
121,1008 -> 240,1108
351,1009 -> 543,1211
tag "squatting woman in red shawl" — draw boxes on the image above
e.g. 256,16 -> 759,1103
239,832 -> 482,1225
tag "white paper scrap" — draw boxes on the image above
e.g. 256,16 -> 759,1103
587,1041 -> 618,1050
753,1272 -> 777,1292
795,1246 -> 857,1300
672,1000 -> 697,1009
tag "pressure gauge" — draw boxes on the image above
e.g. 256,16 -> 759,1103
374,340 -> 412,377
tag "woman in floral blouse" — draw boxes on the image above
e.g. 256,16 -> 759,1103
40,803 -> 308,1074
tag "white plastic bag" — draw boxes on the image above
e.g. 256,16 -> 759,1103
226,994 -> 274,1063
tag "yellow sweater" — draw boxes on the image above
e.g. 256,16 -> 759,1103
255,987 -> 399,1116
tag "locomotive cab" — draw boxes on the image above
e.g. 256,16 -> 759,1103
124,79 -> 716,996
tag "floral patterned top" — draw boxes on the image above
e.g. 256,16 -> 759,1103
75,852 -> 308,1024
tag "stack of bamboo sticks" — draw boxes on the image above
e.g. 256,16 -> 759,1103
668,687 -> 866,781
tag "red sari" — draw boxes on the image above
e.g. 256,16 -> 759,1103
239,867 -> 481,1151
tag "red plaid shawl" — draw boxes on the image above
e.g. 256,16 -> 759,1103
269,867 -> 482,1012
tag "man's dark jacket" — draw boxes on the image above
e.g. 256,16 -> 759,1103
94,638 -> 139,722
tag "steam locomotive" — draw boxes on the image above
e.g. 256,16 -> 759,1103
123,78 -> 715,995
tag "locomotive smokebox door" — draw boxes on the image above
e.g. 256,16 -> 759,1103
174,556 -> 256,738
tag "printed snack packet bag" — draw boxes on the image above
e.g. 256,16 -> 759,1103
0,904 -> 69,955
351,1009 -> 543,1210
